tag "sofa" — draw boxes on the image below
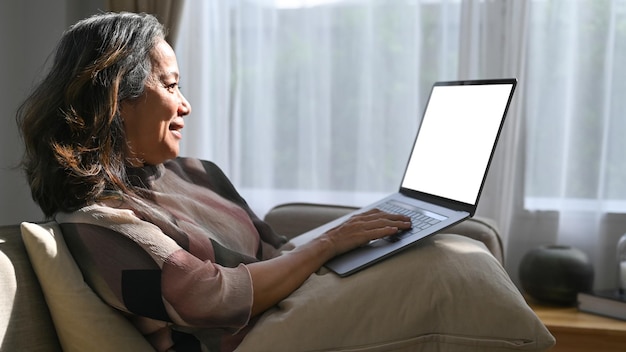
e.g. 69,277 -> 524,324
0,202 -> 555,352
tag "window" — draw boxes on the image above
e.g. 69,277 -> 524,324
524,0 -> 626,212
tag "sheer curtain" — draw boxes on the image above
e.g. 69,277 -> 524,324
176,0 -> 493,211
175,0 -> 626,289
518,0 -> 626,289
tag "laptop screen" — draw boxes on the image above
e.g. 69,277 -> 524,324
401,80 -> 516,206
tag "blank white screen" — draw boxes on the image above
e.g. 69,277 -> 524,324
401,83 -> 513,205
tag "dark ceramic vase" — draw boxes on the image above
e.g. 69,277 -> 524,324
519,245 -> 594,306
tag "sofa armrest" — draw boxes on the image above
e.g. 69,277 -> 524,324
0,225 -> 63,351
263,202 -> 358,239
263,202 -> 504,265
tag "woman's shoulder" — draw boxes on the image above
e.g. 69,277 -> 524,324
54,201 -> 182,252
55,202 -> 141,227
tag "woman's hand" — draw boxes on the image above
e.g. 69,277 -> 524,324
247,209 -> 411,316
320,209 -> 412,257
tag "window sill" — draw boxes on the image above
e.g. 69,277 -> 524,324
525,197 -> 626,213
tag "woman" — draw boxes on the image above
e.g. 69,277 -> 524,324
16,12 -> 411,351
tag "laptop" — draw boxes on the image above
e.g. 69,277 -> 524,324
291,78 -> 517,276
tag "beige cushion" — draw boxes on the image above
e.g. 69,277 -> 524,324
237,234 -> 555,352
20,222 -> 154,352
446,216 -> 504,264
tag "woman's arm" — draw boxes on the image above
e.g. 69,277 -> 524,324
247,209 -> 411,316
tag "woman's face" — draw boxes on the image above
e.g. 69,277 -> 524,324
120,39 -> 191,166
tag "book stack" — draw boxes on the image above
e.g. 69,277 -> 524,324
577,289 -> 626,321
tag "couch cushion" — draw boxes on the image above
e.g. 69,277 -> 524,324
0,225 -> 61,351
20,222 -> 154,352
236,234 -> 555,352
445,216 -> 504,264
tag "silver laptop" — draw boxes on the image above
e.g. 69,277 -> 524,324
292,78 -> 517,276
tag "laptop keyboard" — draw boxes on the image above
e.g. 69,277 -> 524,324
377,200 -> 443,242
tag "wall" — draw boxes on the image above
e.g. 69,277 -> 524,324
0,0 -> 105,225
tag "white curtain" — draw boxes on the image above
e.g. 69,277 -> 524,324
175,0 -> 626,289
518,0 -> 626,290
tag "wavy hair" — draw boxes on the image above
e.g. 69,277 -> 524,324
16,12 -> 166,217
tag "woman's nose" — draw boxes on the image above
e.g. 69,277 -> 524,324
179,92 -> 191,116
